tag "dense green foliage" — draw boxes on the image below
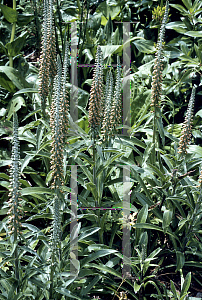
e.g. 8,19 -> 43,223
0,0 -> 202,299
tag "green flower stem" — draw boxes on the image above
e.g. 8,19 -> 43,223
9,0 -> 17,67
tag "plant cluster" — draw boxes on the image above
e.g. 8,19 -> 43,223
0,0 -> 202,299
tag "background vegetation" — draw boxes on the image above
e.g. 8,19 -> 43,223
0,0 -> 202,299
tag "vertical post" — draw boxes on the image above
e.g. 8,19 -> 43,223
123,22 -> 131,136
122,22 -> 131,278
70,22 -> 78,276
71,22 -> 78,122
122,166 -> 131,278
70,165 -> 78,276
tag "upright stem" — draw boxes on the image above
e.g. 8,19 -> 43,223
9,0 -> 16,67
152,110 -> 157,163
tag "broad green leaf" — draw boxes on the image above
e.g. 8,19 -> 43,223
7,95 -> 26,120
0,4 -> 18,23
169,4 -> 188,14
163,210 -> 173,233
100,45 -> 122,60
137,205 -> 148,224
182,0 -> 193,10
184,31 -> 202,37
21,187 -> 53,196
86,182 -> 98,201
97,2 -> 121,25
0,66 -> 31,91
176,251 -> 185,271
180,272 -> 191,299
170,280 -> 178,299
166,21 -> 187,33
81,249 -> 117,267
133,39 -> 155,54
17,14 -> 34,26
134,281 -> 142,292
5,32 -> 27,57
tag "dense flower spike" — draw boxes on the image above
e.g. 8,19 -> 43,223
109,56 -> 122,137
48,0 -> 57,81
38,0 -> 56,117
50,55 -> 64,190
178,85 -> 196,155
151,1 -> 169,109
49,52 -> 70,263
7,112 -> 22,236
101,69 -> 114,141
61,42 -> 70,143
88,45 -> 104,135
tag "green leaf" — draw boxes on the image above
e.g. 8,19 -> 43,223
88,263 -> 133,287
17,14 -> 34,26
162,210 -> 173,233
55,288 -> 82,299
176,251 -> 185,271
81,275 -> 101,295
170,280 -> 178,299
133,39 -> 155,54
81,249 -> 117,267
86,182 -> 98,201
7,95 -> 26,120
169,4 -> 188,14
133,223 -> 179,241
100,45 -> 122,60
166,21 -> 187,33
97,2 -> 121,25
134,281 -> 142,292
5,32 -> 27,57
182,0 -> 193,10
184,31 -> 202,37
21,187 -> 53,196
180,272 -> 191,299
137,205 -> 148,224
0,4 -> 18,23
0,66 -> 31,92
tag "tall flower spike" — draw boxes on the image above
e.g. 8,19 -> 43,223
101,69 -> 114,141
7,112 -> 22,237
109,56 -> 122,137
151,1 -> 169,110
38,0 -> 50,117
38,0 -> 56,117
48,0 -> 57,81
50,55 -> 65,266
50,55 -> 64,190
178,85 -> 196,155
88,45 -> 104,137
60,41 -> 70,143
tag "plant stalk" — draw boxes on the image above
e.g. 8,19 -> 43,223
9,0 -> 17,67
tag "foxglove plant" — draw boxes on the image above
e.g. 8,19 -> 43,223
151,0 -> 169,155
178,85 -> 196,156
88,45 -> 104,138
109,56 -> 122,138
38,0 -> 56,117
49,51 -> 69,298
88,46 -> 103,187
7,112 -> 22,284
101,69 -> 114,141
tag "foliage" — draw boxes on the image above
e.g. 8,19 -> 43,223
0,0 -> 202,299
